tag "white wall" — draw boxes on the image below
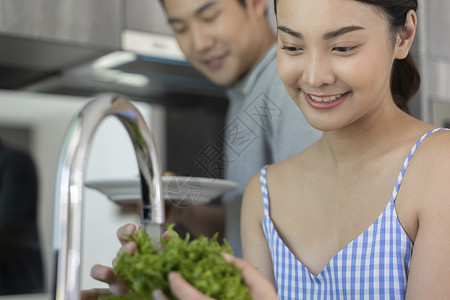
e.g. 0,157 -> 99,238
418,0 -> 450,122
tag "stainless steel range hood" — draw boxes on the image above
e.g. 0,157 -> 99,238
0,34 -> 110,90
0,0 -> 226,104
0,33 -> 225,104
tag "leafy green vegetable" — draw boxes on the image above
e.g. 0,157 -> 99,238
99,225 -> 251,300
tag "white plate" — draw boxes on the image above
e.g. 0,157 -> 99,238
85,176 -> 238,206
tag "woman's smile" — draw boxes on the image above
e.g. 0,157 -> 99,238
304,91 -> 350,109
308,92 -> 349,102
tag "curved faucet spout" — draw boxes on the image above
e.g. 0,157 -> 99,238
54,93 -> 164,300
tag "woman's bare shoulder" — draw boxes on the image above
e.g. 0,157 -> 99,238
267,147 -> 316,177
242,156 -> 302,199
408,128 -> 450,200
415,128 -> 450,165
405,129 -> 450,296
425,128 -> 450,170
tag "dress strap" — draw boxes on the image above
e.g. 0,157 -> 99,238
259,165 -> 270,217
390,128 -> 449,203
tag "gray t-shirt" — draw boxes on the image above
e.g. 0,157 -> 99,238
222,44 -> 321,257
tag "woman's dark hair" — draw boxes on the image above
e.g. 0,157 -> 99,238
160,0 -> 246,8
274,0 -> 420,114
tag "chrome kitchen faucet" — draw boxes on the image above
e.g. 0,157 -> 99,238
53,93 -> 164,300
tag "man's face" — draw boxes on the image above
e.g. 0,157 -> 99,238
163,0 -> 266,87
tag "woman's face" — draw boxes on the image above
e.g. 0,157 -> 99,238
276,0 -> 400,131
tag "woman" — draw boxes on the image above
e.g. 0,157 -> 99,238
167,0 -> 450,298
241,0 -> 450,298
86,0 -> 450,298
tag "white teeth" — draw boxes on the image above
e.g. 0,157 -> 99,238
309,93 -> 346,102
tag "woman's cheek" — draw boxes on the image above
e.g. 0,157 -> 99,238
277,53 -> 301,91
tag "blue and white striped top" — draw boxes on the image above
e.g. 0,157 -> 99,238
260,128 -> 448,299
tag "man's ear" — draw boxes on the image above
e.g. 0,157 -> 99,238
395,9 -> 417,60
245,0 -> 268,17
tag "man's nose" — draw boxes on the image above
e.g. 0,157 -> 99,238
191,23 -> 214,52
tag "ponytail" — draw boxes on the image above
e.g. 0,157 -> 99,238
391,53 -> 420,114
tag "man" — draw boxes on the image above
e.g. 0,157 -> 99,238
82,0 -> 319,297
160,0 -> 320,258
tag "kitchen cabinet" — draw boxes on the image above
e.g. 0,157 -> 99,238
0,0 -> 123,90
0,0 -> 122,49
125,0 -> 173,35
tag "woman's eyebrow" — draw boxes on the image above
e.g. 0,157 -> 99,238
276,25 -> 365,40
323,25 -> 365,40
276,25 -> 303,39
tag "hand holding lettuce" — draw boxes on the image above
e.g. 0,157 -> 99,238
100,225 -> 251,300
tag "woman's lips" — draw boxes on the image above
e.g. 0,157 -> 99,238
304,91 -> 350,109
309,92 -> 347,102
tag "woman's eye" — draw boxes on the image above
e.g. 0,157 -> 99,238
280,45 -> 303,55
333,45 -> 359,53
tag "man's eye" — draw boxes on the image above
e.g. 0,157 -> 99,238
202,12 -> 219,22
173,27 -> 188,34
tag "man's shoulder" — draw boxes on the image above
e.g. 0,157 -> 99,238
247,60 -> 289,99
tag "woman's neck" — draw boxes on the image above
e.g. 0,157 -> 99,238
318,105 -> 414,167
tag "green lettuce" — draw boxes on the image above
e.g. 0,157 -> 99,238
100,225 -> 251,300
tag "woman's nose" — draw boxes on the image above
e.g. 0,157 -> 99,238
302,53 -> 335,88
